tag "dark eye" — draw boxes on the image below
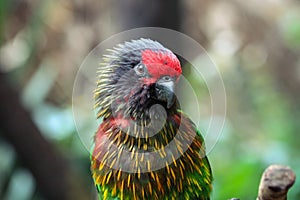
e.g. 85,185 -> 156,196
134,63 -> 146,76
162,76 -> 173,82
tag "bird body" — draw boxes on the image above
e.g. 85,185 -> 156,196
91,38 -> 212,200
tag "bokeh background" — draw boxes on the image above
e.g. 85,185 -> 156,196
1,0 -> 300,199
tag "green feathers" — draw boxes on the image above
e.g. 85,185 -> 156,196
91,111 -> 212,200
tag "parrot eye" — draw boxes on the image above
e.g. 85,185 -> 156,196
161,76 -> 173,82
134,63 -> 146,76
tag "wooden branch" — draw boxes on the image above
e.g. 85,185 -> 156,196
257,165 -> 296,200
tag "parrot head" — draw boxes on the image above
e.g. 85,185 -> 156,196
95,38 -> 182,122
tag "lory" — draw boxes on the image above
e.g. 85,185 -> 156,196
91,38 -> 212,200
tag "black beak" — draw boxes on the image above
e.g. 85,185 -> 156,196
155,80 -> 175,109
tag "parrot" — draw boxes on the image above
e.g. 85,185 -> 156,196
91,38 -> 212,200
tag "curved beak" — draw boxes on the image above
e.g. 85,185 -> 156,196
155,80 -> 175,109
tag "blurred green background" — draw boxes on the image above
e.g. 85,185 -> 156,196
0,0 -> 300,199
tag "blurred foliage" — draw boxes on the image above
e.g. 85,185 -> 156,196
0,0 -> 300,199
